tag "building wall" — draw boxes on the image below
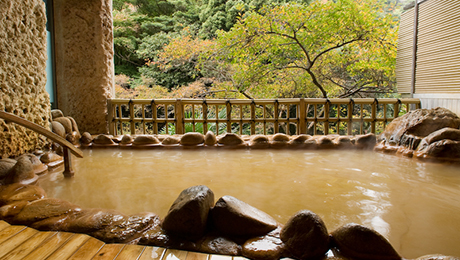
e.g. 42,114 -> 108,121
396,0 -> 460,114
0,0 -> 51,158
53,0 -> 114,134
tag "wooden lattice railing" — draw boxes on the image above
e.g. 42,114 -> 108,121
107,98 -> 421,136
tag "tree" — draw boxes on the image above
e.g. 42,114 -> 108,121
215,0 -> 399,98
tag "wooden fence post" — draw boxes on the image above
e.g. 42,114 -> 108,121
175,99 -> 184,134
299,99 -> 306,134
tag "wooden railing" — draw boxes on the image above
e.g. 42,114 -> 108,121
107,98 -> 421,136
0,111 -> 83,177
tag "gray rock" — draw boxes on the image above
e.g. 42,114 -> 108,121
162,185 -> 214,239
331,223 -> 401,260
211,195 -> 278,237
280,210 -> 330,260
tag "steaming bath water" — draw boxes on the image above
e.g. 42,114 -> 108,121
38,149 -> 460,259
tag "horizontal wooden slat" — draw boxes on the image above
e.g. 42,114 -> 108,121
1,231 -> 56,260
92,244 -> 125,260
22,232 -> 74,260
0,227 -> 38,258
138,246 -> 166,260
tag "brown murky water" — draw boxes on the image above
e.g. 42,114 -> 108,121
39,149 -> 460,259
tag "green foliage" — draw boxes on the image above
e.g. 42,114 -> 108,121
215,0 -> 399,98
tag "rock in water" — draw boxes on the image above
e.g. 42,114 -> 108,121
51,121 -> 66,138
0,184 -> 46,206
162,185 -> 215,239
211,195 -> 278,237
331,223 -> 401,260
0,158 -> 16,179
180,132 -> 204,146
204,131 -> 217,146
217,133 -> 245,146
198,235 -> 242,256
355,133 -> 377,149
4,156 -> 38,185
280,210 -> 330,259
382,107 -> 460,148
242,229 -> 285,260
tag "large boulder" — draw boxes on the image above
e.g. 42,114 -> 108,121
331,223 -> 401,260
162,185 -> 214,239
280,210 -> 330,259
381,107 -> 460,149
210,195 -> 278,237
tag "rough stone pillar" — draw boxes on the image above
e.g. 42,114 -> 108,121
53,0 -> 114,134
0,0 -> 51,158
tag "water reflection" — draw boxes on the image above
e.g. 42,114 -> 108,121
38,149 -> 460,258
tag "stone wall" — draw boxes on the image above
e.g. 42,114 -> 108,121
0,0 -> 51,158
53,0 -> 114,134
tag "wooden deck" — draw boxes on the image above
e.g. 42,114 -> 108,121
0,221 -> 249,260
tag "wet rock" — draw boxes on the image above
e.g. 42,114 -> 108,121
211,195 -> 278,237
162,185 -> 214,239
162,136 -> 180,145
304,138 -> 318,149
355,133 -> 377,149
218,133 -> 245,146
270,133 -> 290,148
65,208 -> 128,233
331,223 -> 401,260
204,131 -> 217,146
335,136 -> 353,149
415,254 -> 460,260
249,135 -> 270,149
415,139 -> 460,160
66,131 -> 80,145
133,135 -> 160,145
198,235 -> 242,256
280,210 -> 330,260
120,135 -> 134,145
93,134 -> 116,145
0,184 -> 47,205
67,117 -> 81,139
316,136 -> 336,149
51,109 -> 64,120
17,154 -> 47,175
4,156 -> 38,185
80,132 -> 93,144
418,127 -> 460,150
90,212 -> 160,243
0,158 -> 16,179
51,121 -> 66,138
13,198 -> 81,225
40,152 -> 62,164
180,132 -> 204,146
139,225 -> 197,251
0,201 -> 29,219
382,107 -> 460,148
54,117 -> 73,134
242,233 -> 284,260
289,135 -> 311,148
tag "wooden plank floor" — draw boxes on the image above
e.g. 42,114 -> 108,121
0,221 -> 248,260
